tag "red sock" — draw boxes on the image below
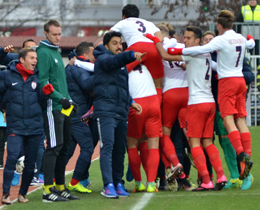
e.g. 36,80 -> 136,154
127,148 -> 142,181
139,142 -> 149,175
205,144 -> 224,179
53,178 -> 56,183
228,130 -> 244,155
191,147 -> 210,184
160,135 -> 180,166
70,178 -> 80,186
160,152 -> 171,169
147,148 -> 160,182
156,88 -> 162,105
240,132 -> 251,156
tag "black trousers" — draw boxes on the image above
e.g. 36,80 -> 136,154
43,110 -> 71,185
0,127 -> 6,166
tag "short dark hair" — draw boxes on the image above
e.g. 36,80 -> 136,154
186,26 -> 202,40
76,42 -> 94,56
122,4 -> 139,18
169,30 -> 176,38
103,31 -> 122,46
22,39 -> 37,48
19,48 -> 36,60
44,19 -> 62,32
217,10 -> 234,29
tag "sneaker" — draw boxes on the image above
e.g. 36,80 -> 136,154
116,183 -> 130,197
11,172 -> 20,186
58,188 -> 80,200
168,178 -> 178,192
30,177 -> 42,186
186,178 -> 197,189
238,153 -> 253,180
80,178 -> 91,188
39,174 -> 44,183
133,182 -> 146,192
80,109 -> 93,122
214,175 -> 227,191
192,181 -> 214,191
1,194 -> 11,205
126,164 -> 134,182
42,187 -> 69,203
241,173 -> 254,190
223,178 -> 242,189
166,164 -> 183,182
101,183 -> 119,199
178,177 -> 195,191
18,194 -> 29,203
68,182 -> 92,194
147,183 -> 158,193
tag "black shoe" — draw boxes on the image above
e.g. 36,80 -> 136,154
158,178 -> 167,190
178,177 -> 195,191
42,187 -> 69,203
238,152 -> 253,180
59,188 -> 79,200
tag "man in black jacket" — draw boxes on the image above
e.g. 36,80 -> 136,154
93,31 -> 143,198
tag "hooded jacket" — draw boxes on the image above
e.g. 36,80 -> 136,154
0,60 -> 45,135
93,44 -> 135,120
65,49 -> 94,124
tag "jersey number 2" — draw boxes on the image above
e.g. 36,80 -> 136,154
205,58 -> 210,80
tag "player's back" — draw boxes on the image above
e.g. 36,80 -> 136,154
182,53 -> 215,105
163,43 -> 188,92
128,64 -> 157,99
110,17 -> 159,47
212,30 -> 246,79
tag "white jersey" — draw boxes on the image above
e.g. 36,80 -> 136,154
163,42 -> 188,92
181,53 -> 215,105
128,65 -> 157,99
183,30 -> 255,79
110,17 -> 160,47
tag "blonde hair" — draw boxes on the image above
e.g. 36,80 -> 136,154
217,10 -> 234,29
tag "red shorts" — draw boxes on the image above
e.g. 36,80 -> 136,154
186,103 -> 216,138
127,95 -> 162,139
218,77 -> 247,119
126,42 -> 164,79
162,88 -> 188,128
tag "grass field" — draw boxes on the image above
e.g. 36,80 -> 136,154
2,126 -> 260,210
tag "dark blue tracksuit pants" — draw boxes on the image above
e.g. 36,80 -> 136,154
95,116 -> 127,187
66,122 -> 94,180
3,134 -> 41,195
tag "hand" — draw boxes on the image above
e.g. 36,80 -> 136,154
144,33 -> 161,44
71,102 -> 79,115
59,98 -> 71,109
134,52 -> 147,62
167,47 -> 183,55
69,56 -> 77,66
180,63 -> 186,71
247,34 -> 254,41
4,45 -> 14,53
131,102 -> 142,115
42,84 -> 54,95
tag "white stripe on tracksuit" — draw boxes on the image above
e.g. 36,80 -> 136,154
47,98 -> 56,148
97,118 -> 103,149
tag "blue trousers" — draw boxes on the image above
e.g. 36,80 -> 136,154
95,116 -> 127,186
3,134 -> 41,195
66,122 -> 94,180
34,133 -> 45,178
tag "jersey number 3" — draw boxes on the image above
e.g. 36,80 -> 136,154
136,21 -> 146,33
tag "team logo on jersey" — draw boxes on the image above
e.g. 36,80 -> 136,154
55,59 -> 58,63
31,82 -> 37,89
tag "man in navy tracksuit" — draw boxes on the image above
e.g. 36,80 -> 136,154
93,31 -> 143,198
65,42 -> 97,193
0,48 -> 52,204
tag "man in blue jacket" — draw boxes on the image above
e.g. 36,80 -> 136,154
0,48 -> 52,204
65,42 -> 95,193
93,31 -> 143,198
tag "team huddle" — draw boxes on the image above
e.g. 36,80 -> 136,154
0,3 -> 255,204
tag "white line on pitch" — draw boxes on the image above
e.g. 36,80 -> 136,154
131,193 -> 154,210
